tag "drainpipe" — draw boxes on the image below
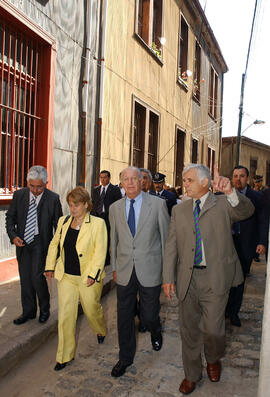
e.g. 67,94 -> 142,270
96,0 -> 108,183
80,1 -> 93,186
258,228 -> 270,396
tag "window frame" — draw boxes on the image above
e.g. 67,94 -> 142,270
131,95 -> 160,174
208,64 -> 218,120
0,1 -> 56,203
193,40 -> 201,103
177,13 -> 189,89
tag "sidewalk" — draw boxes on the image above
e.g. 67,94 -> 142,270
0,258 -> 266,395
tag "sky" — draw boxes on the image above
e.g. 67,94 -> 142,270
199,0 -> 270,146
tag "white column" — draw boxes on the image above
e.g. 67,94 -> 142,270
258,226 -> 270,396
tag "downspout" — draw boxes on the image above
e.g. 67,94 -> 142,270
80,1 -> 93,186
96,0 -> 108,183
218,73 -> 224,170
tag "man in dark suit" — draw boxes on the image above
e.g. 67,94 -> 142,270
6,166 -> 62,325
226,165 -> 268,327
91,170 -> 122,265
151,172 -> 177,215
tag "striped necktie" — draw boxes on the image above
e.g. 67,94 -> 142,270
24,197 -> 37,244
193,199 -> 202,265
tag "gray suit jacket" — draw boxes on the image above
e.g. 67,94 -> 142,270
109,192 -> 170,287
163,191 -> 255,300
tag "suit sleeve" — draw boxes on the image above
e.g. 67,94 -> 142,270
109,205 -> 118,271
228,191 -> 254,222
5,191 -> 19,243
256,192 -> 268,246
162,205 -> 178,284
158,199 -> 170,256
52,195 -> 63,230
113,186 -> 122,202
87,219 -> 108,281
45,215 -> 66,271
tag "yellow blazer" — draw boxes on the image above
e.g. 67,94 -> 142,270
45,213 -> 107,284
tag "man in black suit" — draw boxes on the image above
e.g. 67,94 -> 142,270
91,170 -> 122,265
226,165 -> 268,327
6,166 -> 62,325
151,172 -> 177,215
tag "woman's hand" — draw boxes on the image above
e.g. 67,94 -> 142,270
87,278 -> 95,287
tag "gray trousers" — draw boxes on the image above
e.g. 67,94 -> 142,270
179,268 -> 229,382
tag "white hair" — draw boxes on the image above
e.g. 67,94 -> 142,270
183,164 -> 211,187
27,165 -> 48,184
120,166 -> 142,181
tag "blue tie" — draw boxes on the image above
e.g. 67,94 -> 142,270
128,199 -> 136,237
193,199 -> 202,265
24,197 -> 37,244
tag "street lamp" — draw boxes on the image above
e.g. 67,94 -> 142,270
236,119 -> 265,164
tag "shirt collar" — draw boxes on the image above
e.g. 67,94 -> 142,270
126,191 -> 143,203
193,191 -> 209,208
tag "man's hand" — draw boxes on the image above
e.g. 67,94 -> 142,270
162,283 -> 175,299
112,271 -> 117,283
44,271 -> 54,279
211,165 -> 233,195
256,244 -> 266,255
12,237 -> 25,247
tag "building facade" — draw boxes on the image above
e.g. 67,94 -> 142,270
99,0 -> 227,187
221,136 -> 270,186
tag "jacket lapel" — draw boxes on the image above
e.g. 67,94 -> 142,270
200,192 -> 217,218
22,188 -> 30,227
77,213 -> 91,244
136,193 -> 152,236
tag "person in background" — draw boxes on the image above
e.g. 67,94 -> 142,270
45,186 -> 107,371
151,172 -> 177,215
6,165 -> 62,325
253,175 -> 266,191
140,168 -> 152,193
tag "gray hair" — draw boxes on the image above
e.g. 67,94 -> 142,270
183,164 -> 211,187
27,165 -> 48,184
120,166 -> 142,181
139,168 -> 152,182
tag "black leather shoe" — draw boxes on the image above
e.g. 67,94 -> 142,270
97,335 -> 105,344
230,314 -> 241,327
39,311 -> 50,323
151,332 -> 163,351
111,360 -> 132,377
13,314 -> 36,325
138,322 -> 147,333
54,358 -> 74,371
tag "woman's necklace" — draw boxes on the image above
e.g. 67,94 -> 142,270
74,218 -> 84,230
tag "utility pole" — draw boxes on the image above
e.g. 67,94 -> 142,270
236,0 -> 258,166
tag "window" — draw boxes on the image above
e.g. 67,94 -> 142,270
136,0 -> 163,57
0,5 -> 55,199
175,128 -> 185,187
178,15 -> 188,82
207,147 -> 215,177
208,65 -> 218,119
191,138 -> 198,163
132,98 -> 159,174
193,41 -> 201,101
250,158 -> 257,182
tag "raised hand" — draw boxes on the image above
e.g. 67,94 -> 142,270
211,165 -> 233,195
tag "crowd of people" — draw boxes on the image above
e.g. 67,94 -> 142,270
5,163 -> 270,395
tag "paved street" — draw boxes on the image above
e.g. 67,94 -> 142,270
0,259 -> 265,397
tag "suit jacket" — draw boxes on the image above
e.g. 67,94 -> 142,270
150,190 -> 177,215
163,191 -> 254,301
91,183 -> 122,217
6,187 -> 63,262
235,186 -> 268,262
45,213 -> 107,284
109,192 -> 170,287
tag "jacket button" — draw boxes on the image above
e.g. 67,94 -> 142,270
79,254 -> 83,257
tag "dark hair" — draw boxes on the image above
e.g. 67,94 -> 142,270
66,186 -> 92,212
100,170 -> 111,178
232,165 -> 249,177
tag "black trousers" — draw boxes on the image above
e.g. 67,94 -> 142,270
226,234 -> 252,317
17,236 -> 50,316
117,267 -> 161,364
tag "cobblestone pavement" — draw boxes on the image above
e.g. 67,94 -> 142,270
0,260 -> 265,396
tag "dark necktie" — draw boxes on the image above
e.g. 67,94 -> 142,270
128,199 -> 136,237
97,187 -> 106,215
193,199 -> 202,265
24,197 -> 37,244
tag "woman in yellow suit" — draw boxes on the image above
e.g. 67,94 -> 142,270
45,186 -> 107,371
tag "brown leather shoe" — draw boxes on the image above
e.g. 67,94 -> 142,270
207,361 -> 221,382
179,378 -> 196,395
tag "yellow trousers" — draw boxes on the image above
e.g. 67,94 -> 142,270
56,273 -> 106,364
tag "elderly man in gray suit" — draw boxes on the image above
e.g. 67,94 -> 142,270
163,164 -> 254,395
109,166 -> 170,377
